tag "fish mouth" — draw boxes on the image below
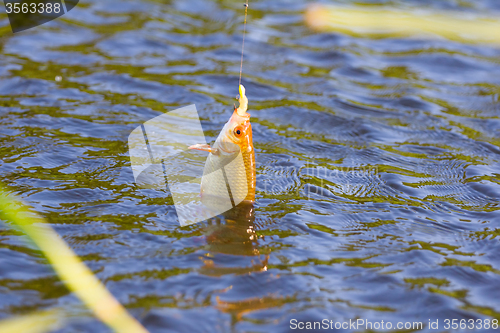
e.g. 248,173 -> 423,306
230,111 -> 250,122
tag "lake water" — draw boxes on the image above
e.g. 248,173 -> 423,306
1,0 -> 500,332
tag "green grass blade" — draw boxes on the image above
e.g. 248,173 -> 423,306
0,187 -> 148,333
0,309 -> 65,333
305,5 -> 500,45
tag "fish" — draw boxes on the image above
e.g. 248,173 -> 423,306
189,84 -> 256,208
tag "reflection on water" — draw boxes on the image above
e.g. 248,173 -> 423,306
1,0 -> 500,331
201,203 -> 267,272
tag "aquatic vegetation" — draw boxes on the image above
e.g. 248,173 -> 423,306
0,186 -> 148,332
0,309 -> 65,333
305,4 -> 500,45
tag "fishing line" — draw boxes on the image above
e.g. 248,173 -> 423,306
238,0 -> 249,86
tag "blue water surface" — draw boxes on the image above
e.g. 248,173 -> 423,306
1,0 -> 500,332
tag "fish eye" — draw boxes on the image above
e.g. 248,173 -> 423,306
234,126 -> 244,137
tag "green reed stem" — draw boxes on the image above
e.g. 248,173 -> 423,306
0,186 -> 148,333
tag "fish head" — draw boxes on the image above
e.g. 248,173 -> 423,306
213,85 -> 253,155
214,110 -> 252,154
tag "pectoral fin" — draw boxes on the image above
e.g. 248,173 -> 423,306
188,144 -> 212,153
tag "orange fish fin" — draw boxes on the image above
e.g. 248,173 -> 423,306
188,143 -> 212,153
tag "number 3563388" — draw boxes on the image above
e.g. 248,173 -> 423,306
5,2 -> 62,14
